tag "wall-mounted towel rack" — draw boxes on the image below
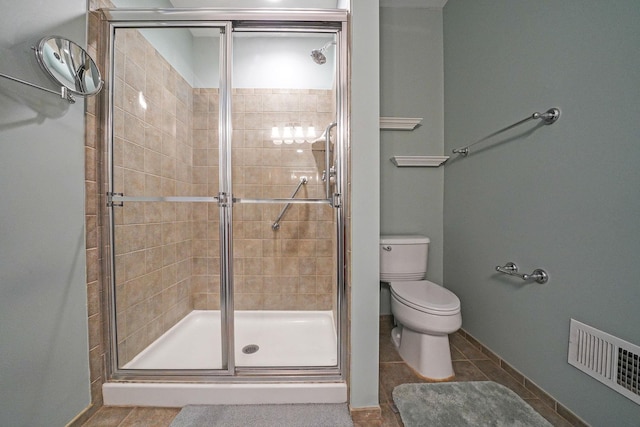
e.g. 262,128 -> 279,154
496,262 -> 548,284
452,107 -> 560,156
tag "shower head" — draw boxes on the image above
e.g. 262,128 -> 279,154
311,49 -> 327,65
310,41 -> 336,65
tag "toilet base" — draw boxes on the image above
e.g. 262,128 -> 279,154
392,326 -> 455,380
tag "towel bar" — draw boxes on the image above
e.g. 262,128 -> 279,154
453,108 -> 560,156
495,262 -> 548,284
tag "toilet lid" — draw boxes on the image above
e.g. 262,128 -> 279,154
390,280 -> 460,315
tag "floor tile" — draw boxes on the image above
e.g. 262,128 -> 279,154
379,315 -> 395,337
380,402 -> 402,427
451,360 -> 490,382
379,375 -> 389,405
471,359 -> 535,399
450,333 -> 487,360
379,332 -> 402,363
526,399 -> 573,427
450,344 -> 466,361
82,407 -> 133,427
379,362 -> 430,403
119,407 -> 180,427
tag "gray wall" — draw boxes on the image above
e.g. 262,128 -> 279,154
443,1 -> 640,425
350,0 -> 381,408
379,7 -> 444,314
0,1 -> 91,426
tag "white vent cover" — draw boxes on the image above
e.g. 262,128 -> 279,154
568,319 -> 640,405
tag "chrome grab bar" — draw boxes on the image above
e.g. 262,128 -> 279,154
271,177 -> 308,230
452,107 -> 560,156
495,262 -> 549,284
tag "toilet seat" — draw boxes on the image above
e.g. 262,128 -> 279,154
390,280 -> 460,315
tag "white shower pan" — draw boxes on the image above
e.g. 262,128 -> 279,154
125,310 -> 338,369
103,310 -> 346,406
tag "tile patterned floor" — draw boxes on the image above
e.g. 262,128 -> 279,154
82,316 -> 576,426
81,407 -> 180,427
375,315 -> 575,427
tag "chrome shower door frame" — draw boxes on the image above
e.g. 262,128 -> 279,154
100,8 -> 349,384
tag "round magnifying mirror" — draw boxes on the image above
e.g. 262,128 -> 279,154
34,36 -> 103,97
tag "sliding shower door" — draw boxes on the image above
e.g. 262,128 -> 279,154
107,25 -> 231,373
230,31 -> 341,369
103,10 -> 347,379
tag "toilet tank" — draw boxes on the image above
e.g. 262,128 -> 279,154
380,235 -> 430,282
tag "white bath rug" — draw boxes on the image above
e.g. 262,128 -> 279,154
393,381 -> 552,427
169,403 -> 354,427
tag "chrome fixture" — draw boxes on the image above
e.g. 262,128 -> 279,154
495,262 -> 549,284
0,36 -> 103,103
272,177 -> 308,230
315,122 -> 337,200
313,121 -> 337,143
310,41 -> 336,65
452,107 -> 561,156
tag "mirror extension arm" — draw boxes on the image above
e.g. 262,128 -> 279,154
0,35 -> 103,104
0,71 -> 76,103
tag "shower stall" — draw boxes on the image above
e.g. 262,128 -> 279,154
98,8 -> 348,405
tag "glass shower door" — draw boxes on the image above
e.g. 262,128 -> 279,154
108,25 -> 230,373
229,31 -> 341,369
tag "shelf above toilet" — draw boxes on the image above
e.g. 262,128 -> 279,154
380,117 -> 423,130
390,156 -> 449,167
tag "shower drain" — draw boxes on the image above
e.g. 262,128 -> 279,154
242,344 -> 260,354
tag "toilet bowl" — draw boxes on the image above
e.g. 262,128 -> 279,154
389,280 -> 461,379
380,235 -> 462,380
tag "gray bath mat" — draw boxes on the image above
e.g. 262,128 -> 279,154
170,403 -> 353,427
393,381 -> 552,427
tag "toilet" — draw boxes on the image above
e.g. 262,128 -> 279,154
380,235 -> 462,380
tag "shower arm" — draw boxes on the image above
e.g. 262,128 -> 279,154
320,41 -> 336,52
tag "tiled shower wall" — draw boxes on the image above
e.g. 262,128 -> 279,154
112,29 -> 194,364
230,88 -> 336,312
192,87 -> 337,312
112,29 -> 337,364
